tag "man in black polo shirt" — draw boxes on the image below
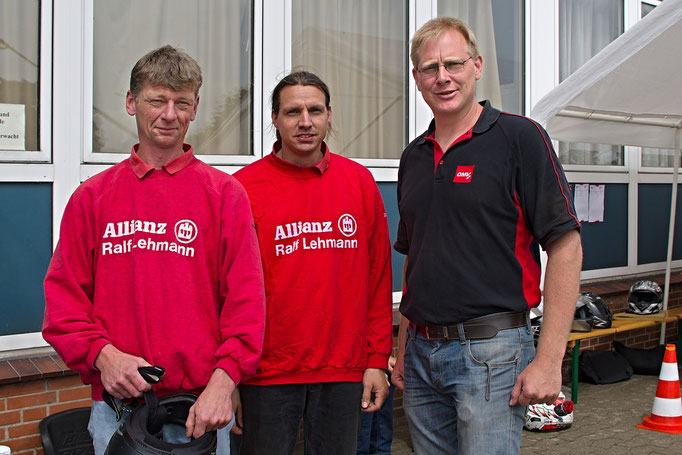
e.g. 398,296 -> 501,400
392,17 -> 582,455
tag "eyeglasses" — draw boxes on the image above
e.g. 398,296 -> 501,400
417,57 -> 473,77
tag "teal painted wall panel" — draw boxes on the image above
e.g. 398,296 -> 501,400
578,183 -> 628,270
0,183 -> 52,336
638,184 -> 682,264
378,182 -> 404,292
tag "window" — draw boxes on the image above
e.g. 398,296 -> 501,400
641,2 -> 658,17
558,0 -> 623,166
640,1 -> 667,168
91,0 -> 252,158
642,147 -> 677,168
560,142 -> 624,166
438,0 -> 524,114
291,0 -> 407,159
559,0 -> 623,82
0,0 -> 40,155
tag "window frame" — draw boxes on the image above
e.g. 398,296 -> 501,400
81,1 -> 263,167
77,0 -> 413,173
0,1 -> 52,349
0,0 -> 52,163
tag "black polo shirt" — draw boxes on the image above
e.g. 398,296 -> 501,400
395,101 -> 580,326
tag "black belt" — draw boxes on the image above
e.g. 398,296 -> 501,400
411,311 -> 528,341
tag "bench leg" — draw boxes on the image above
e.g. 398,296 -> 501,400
572,340 -> 580,404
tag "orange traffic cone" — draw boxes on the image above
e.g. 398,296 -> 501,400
637,344 -> 682,434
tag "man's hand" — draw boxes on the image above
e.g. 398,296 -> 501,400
509,359 -> 561,407
387,355 -> 396,374
392,314 -> 409,391
186,369 -> 235,439
392,351 -> 405,390
361,368 -> 389,413
94,344 -> 152,399
230,387 -> 243,435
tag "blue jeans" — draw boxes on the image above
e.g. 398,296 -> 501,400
402,321 -> 535,455
356,382 -> 394,455
88,400 -> 232,455
239,382 -> 363,455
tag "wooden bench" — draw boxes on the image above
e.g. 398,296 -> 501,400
567,309 -> 682,403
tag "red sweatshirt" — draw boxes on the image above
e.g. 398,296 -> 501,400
43,145 -> 265,400
234,144 -> 393,385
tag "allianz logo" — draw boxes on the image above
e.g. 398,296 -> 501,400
274,214 -> 357,241
274,220 -> 333,241
103,220 -> 167,238
102,219 -> 198,245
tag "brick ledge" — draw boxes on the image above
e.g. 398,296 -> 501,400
0,353 -> 76,385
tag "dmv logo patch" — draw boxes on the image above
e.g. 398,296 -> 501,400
453,165 -> 474,183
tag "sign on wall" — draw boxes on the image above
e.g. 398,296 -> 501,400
574,183 -> 605,223
0,103 -> 26,150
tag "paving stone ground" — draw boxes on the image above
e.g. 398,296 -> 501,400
388,371 -> 682,455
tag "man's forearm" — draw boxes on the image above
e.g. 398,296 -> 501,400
535,230 -> 582,366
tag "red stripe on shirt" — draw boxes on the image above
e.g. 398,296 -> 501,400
513,192 -> 542,307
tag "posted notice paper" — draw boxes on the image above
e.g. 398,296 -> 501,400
0,103 -> 26,150
588,184 -> 605,223
574,184 -> 589,222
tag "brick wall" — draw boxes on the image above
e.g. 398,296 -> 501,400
0,374 -> 91,455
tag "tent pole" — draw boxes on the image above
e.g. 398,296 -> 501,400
557,110 -> 682,129
661,128 -> 682,345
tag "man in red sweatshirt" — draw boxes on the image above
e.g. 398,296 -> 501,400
42,45 -> 265,455
233,71 -> 393,454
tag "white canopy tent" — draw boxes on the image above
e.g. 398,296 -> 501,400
531,0 -> 682,342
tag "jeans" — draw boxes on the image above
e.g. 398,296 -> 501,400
88,400 -> 232,455
356,382 -> 394,455
402,321 -> 535,455
239,382 -> 363,455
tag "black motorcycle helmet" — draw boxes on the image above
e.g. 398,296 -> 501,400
575,292 -> 612,329
105,391 -> 216,455
628,280 -> 663,314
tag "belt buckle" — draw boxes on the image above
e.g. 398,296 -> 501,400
426,325 -> 450,340
424,326 -> 442,340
